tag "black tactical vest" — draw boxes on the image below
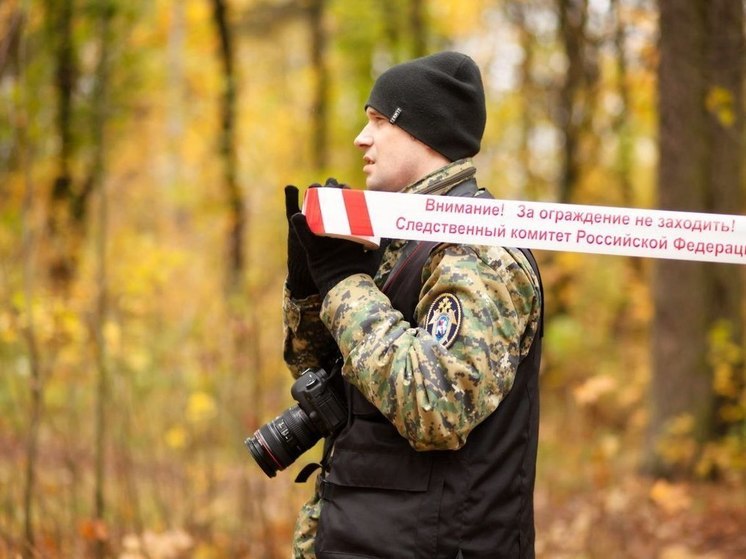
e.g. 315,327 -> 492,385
315,186 -> 543,559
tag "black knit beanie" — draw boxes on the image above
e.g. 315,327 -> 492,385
365,51 -> 486,161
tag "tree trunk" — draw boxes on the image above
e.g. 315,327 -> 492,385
703,0 -> 744,438
13,7 -> 44,557
556,0 -> 588,204
380,0 -> 402,60
506,0 -> 540,199
0,8 -> 24,80
648,0 -> 744,477
609,0 -> 643,282
89,2 -> 114,556
211,0 -> 245,291
409,0 -> 426,58
19,56 -> 44,559
551,0 -> 599,317
609,0 -> 633,207
308,0 -> 329,171
45,0 -> 93,292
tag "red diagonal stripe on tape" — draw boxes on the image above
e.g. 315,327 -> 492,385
342,189 -> 374,236
304,187 -> 325,234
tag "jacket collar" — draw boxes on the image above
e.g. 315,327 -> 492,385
402,158 -> 477,196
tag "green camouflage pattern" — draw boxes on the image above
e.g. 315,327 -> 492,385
292,490 -> 321,558
282,287 -> 337,379
283,158 -> 542,556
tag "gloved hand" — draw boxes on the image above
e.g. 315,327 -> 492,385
285,178 -> 349,298
285,184 -> 317,298
291,212 -> 382,300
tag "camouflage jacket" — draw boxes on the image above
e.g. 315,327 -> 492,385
283,158 -> 542,450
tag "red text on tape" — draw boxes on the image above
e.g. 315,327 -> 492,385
302,188 -> 746,265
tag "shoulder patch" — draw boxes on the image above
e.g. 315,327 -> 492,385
425,293 -> 463,348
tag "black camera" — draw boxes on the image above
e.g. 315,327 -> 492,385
245,367 -> 346,478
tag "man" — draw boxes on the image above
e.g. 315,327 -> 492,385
283,51 -> 543,559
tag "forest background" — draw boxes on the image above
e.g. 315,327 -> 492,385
0,0 -> 744,558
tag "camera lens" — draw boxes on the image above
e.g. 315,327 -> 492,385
245,405 -> 320,478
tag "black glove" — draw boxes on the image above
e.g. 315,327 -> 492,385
291,213 -> 383,299
285,184 -> 317,298
285,178 -> 349,298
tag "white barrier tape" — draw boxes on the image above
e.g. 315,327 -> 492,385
302,188 -> 746,265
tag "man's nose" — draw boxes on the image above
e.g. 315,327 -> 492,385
354,125 -> 372,148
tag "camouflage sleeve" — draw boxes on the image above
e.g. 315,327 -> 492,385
320,245 -> 541,451
282,284 -> 339,379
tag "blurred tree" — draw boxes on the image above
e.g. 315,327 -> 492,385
16,19 -> 44,559
379,0 -> 403,58
650,0 -> 744,478
6,4 -> 46,557
702,0 -> 744,445
0,7 -> 23,87
504,0 -> 541,200
89,1 -> 115,557
238,0 -> 331,170
308,0 -> 329,170
410,0 -> 427,57
378,0 -> 428,62
45,0 -> 89,293
545,0 -> 602,318
210,0 -> 245,290
556,0 -> 599,204
609,0 -> 633,209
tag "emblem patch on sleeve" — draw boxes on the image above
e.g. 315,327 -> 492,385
425,293 -> 463,348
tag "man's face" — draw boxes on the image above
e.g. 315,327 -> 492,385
354,108 -> 444,192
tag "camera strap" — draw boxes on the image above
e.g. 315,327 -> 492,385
294,427 -> 340,483
295,462 -> 321,483
381,180 -> 482,321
